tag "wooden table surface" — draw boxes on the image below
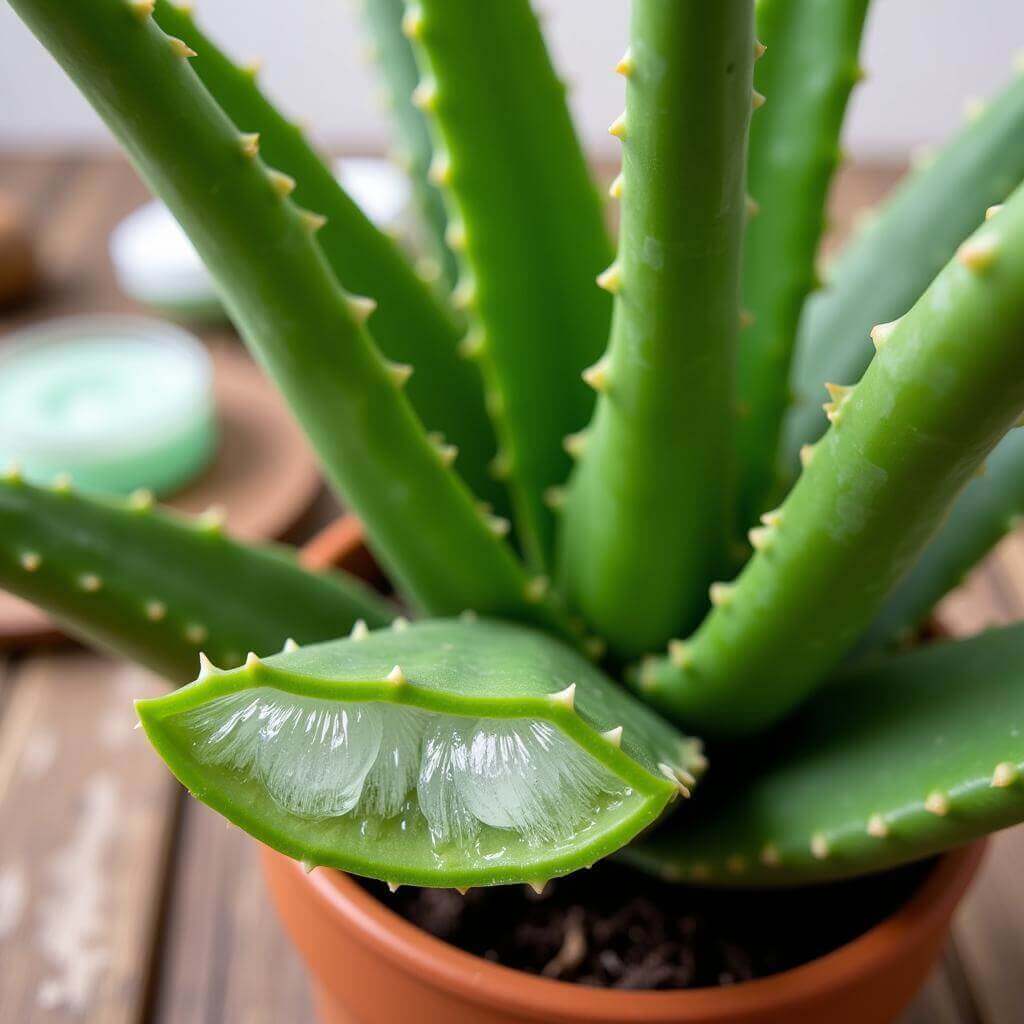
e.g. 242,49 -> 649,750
0,153 -> 1022,1024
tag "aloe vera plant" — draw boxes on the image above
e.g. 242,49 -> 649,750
9,0 -> 1024,907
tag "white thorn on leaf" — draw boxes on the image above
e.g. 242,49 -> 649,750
549,682 -> 576,711
870,320 -> 899,351
386,665 -> 406,686
128,488 -> 154,510
145,600 -> 167,622
302,861 -> 317,874
867,814 -> 889,838
760,508 -> 783,528
79,574 -> 102,593
615,48 -> 634,77
51,472 -> 73,494
810,833 -> 830,860
168,36 -> 197,58
544,486 -> 566,510
385,360 -> 414,388
392,616 -> 410,632
283,637 -> 300,653
752,90 -> 766,110
428,153 -> 452,187
596,264 -> 622,294
401,6 -> 423,39
3,461 -> 23,483
267,168 -> 296,197
709,581 -> 734,608
957,236 -> 998,272
242,57 -> 263,78
445,220 -> 467,251
925,791 -> 950,816
658,763 -> 690,798
992,762 -> 1019,788
300,209 -> 328,233
667,639 -> 692,670
608,173 -> 624,200
345,294 -> 377,324
601,726 -> 623,747
799,444 -> 815,469
129,0 -> 155,17
350,619 -> 369,641
985,204 -> 1004,221
607,113 -> 627,140
484,514 -> 511,538
245,652 -> 261,670
524,576 -> 549,603
20,552 -> 41,572
458,328 -> 485,360
754,40 -> 767,60
387,881 -> 401,893
748,525 -> 773,552
563,431 -> 589,459
582,354 -> 611,392
197,652 -> 218,680
239,132 -> 260,157
527,880 -> 547,895
197,505 -> 226,532
411,80 -> 438,112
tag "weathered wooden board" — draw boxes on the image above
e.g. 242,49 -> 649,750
0,654 -> 176,1023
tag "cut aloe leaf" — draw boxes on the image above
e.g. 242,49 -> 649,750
138,619 -> 700,888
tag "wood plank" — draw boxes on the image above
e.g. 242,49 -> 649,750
151,800 -> 314,1024
0,654 -> 176,1023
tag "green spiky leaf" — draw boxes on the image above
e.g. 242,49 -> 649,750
625,625 -> 1024,886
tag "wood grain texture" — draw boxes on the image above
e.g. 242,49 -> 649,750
151,801 -> 314,1024
0,654 -> 176,1023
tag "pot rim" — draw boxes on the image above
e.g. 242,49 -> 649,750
290,514 -> 986,1020
275,842 -> 982,1021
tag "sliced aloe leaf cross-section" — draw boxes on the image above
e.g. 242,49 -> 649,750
138,619 -> 701,889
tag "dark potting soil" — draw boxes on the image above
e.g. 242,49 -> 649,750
362,858 -> 933,990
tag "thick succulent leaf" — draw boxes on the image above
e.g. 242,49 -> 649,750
406,0 -> 613,570
625,625 -> 1024,886
559,0 -> 755,658
0,472 -> 393,681
138,619 -> 701,888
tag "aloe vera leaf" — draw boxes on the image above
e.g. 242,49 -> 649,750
138,619 -> 701,888
405,0 -> 614,570
782,62 -> 1024,479
858,431 -> 1024,652
355,0 -> 458,291
0,472 -> 393,682
10,0 -> 563,628
556,0 -> 755,659
634,184 -> 1024,738
625,625 -> 1024,886
737,0 -> 870,525
150,0 -> 504,513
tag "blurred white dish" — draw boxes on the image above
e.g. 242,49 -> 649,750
109,157 -> 411,322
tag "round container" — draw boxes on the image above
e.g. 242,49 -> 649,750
260,516 -> 989,1024
0,315 -> 216,497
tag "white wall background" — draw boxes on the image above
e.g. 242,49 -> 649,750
1,0 -> 1021,160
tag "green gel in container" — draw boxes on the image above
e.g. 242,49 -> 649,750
0,315 -> 217,497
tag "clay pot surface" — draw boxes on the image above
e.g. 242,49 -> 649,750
264,514 -> 986,1024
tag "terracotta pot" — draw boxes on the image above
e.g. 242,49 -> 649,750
265,514 -> 987,1024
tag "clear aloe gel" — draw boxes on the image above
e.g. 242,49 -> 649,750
138,619 -> 704,889
0,316 -> 216,497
